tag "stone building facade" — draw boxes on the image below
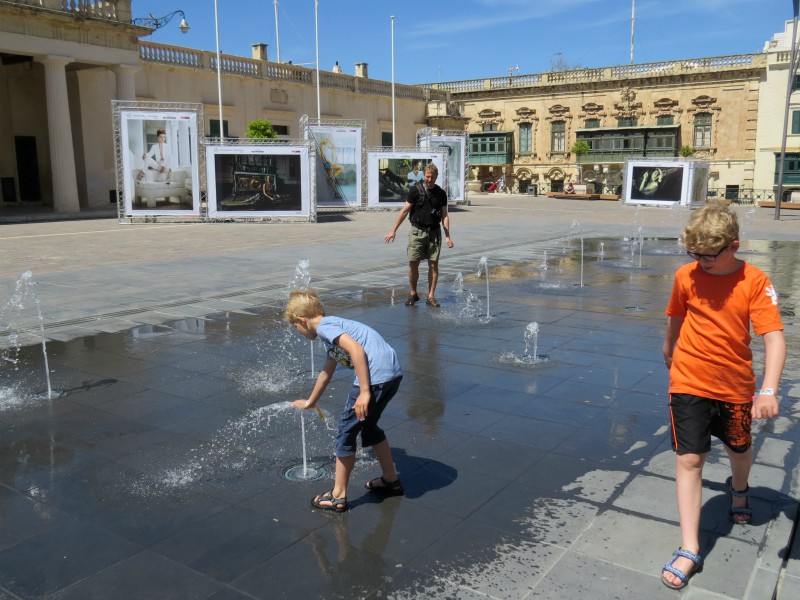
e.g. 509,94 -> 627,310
427,56 -> 765,197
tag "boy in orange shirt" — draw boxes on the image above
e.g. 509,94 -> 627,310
661,202 -> 785,590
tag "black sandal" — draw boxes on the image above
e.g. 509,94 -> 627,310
727,476 -> 752,524
364,476 -> 404,496
311,490 -> 348,512
404,294 -> 420,306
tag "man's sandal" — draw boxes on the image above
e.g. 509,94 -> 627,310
364,476 -> 404,496
661,548 -> 703,590
727,476 -> 753,524
425,297 -> 440,308
404,294 -> 420,306
311,490 -> 348,512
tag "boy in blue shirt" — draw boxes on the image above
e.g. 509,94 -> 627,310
287,289 -> 404,511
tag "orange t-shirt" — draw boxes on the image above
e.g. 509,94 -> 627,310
666,261 -> 783,403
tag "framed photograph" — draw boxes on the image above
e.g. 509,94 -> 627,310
623,160 -> 688,206
365,148 -> 448,208
418,131 -> 467,204
114,102 -> 202,219
205,142 -> 313,221
623,159 -> 709,207
302,118 -> 365,208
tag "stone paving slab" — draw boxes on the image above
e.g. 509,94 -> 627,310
0,195 -> 798,599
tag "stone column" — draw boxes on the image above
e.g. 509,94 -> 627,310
38,54 -> 80,213
114,64 -> 139,101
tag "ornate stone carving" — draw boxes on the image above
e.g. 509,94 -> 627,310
693,149 -> 716,159
476,108 -> 503,128
512,106 -> 536,124
613,86 -> 643,119
270,89 -> 289,104
691,95 -> 717,109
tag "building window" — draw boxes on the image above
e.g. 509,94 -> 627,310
724,185 -> 740,201
273,124 -> 289,136
584,119 -> 600,129
381,132 -> 393,147
617,117 -> 637,127
519,123 -> 532,153
792,111 -> 800,134
657,115 -> 674,126
551,121 -> 565,152
482,123 -> 498,132
694,113 -> 712,148
209,119 -> 229,138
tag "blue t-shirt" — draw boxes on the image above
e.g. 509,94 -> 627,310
407,170 -> 424,186
316,316 -> 402,386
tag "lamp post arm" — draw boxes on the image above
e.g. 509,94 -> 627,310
133,10 -> 190,33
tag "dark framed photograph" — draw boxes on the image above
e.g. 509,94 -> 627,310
205,143 -> 313,220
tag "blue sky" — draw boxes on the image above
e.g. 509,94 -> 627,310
133,0 -> 791,84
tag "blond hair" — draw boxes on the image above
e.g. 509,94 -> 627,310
682,201 -> 739,253
284,289 -> 325,324
424,163 -> 438,177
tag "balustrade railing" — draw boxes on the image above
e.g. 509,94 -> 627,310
10,0 -> 127,20
138,41 -> 446,100
427,53 -> 763,94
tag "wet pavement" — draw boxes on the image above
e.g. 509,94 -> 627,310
0,196 -> 799,599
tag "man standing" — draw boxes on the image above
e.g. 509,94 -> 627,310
384,163 -> 454,307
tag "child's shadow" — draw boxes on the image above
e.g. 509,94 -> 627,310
352,447 -> 457,508
699,481 -> 797,562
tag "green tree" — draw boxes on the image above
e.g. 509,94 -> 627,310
246,119 -> 278,139
679,145 -> 696,157
571,140 -> 590,183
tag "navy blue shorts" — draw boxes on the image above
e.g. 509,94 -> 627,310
669,393 -> 752,455
335,376 -> 402,457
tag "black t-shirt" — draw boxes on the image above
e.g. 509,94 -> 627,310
408,183 -> 447,229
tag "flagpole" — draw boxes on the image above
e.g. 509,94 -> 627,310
630,0 -> 635,64
391,15 -> 396,149
315,0 -> 321,121
274,0 -> 281,63
214,0 -> 224,140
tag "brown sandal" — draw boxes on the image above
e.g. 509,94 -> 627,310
404,294 -> 420,306
364,476 -> 404,496
311,490 -> 348,512
425,297 -> 440,307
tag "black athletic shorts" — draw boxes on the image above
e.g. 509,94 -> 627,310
669,393 -> 752,455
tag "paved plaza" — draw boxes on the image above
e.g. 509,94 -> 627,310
0,195 -> 799,599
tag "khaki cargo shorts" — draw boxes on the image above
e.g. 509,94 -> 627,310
407,226 -> 441,262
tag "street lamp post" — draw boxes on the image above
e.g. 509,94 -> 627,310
133,10 -> 190,33
775,0 -> 800,220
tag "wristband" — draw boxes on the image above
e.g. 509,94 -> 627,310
757,388 -> 775,396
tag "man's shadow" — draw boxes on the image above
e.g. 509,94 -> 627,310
350,447 -> 457,508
